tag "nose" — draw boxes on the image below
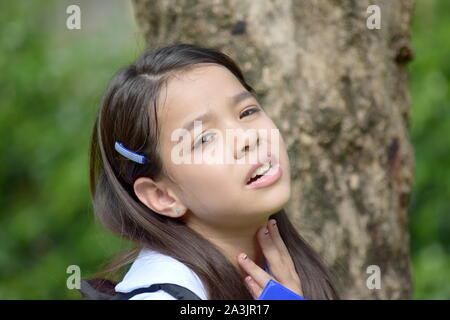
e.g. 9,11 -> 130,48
234,128 -> 260,161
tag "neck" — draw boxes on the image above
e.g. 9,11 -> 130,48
183,215 -> 269,278
210,227 -> 267,278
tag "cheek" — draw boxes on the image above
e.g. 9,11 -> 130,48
177,164 -> 230,191
264,119 -> 290,164
194,164 -> 240,191
180,165 -> 242,216
187,165 -> 232,188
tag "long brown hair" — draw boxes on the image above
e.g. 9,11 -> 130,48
89,43 -> 340,300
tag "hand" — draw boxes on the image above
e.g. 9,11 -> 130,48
237,219 -> 304,299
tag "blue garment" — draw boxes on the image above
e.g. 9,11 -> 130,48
260,260 -> 307,300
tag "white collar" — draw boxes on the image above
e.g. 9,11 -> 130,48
115,248 -> 272,299
114,248 -> 208,299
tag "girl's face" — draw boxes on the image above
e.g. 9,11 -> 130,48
157,63 -> 291,231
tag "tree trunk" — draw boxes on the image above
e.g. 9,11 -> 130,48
131,0 -> 415,299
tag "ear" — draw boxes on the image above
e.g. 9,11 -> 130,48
133,177 -> 186,217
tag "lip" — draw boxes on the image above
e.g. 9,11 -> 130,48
245,163 -> 282,189
244,153 -> 273,186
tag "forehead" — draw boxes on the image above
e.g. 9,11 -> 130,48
159,63 -> 245,127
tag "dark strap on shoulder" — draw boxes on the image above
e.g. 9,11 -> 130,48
117,283 -> 202,300
80,279 -> 118,300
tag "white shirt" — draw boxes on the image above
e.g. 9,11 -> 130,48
115,248 -> 272,300
114,248 -> 209,300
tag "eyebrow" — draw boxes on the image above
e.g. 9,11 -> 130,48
181,90 -> 257,133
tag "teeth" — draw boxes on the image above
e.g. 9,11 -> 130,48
251,161 -> 271,179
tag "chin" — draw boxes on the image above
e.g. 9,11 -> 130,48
262,184 -> 291,216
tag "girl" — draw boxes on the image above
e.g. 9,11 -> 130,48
88,43 -> 340,300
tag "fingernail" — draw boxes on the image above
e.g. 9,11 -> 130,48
241,253 -> 248,260
264,227 -> 269,235
271,219 -> 277,227
245,276 -> 252,282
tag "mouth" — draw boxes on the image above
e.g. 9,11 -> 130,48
245,153 -> 278,186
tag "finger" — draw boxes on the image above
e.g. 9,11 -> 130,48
256,225 -> 282,273
266,219 -> 299,284
237,253 -> 273,288
244,276 -> 263,299
267,219 -> 291,259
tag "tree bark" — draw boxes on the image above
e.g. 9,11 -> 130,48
131,0 -> 415,299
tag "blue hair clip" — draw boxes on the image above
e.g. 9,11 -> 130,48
114,141 -> 148,164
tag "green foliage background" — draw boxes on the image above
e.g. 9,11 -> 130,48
0,0 -> 448,299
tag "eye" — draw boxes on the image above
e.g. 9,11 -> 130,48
193,132 -> 215,149
240,106 -> 261,119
